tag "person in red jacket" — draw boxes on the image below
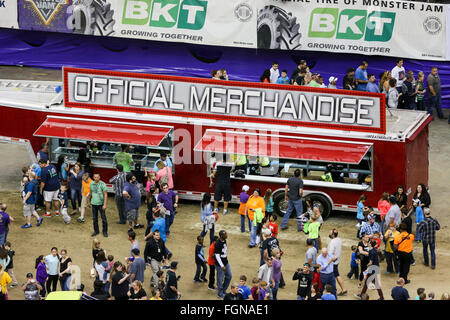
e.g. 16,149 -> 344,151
208,236 -> 219,290
312,264 -> 322,292
268,215 -> 279,238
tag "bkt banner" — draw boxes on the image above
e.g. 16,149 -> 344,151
257,0 -> 447,60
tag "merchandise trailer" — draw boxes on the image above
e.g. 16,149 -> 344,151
0,68 -> 431,218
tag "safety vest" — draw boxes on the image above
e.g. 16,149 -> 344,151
236,155 -> 247,166
258,156 -> 270,167
321,172 -> 333,182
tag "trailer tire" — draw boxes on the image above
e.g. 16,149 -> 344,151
273,192 -> 305,219
308,194 -> 332,220
257,5 -> 301,50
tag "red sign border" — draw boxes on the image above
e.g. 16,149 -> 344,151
63,67 -> 386,134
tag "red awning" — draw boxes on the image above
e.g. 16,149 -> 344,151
34,117 -> 171,146
194,130 -> 372,164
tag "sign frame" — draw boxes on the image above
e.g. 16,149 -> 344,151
63,67 -> 386,134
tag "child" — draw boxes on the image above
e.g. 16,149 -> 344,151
3,242 -> 18,288
297,198 -> 312,232
58,183 -> 71,224
347,245 -> 360,280
193,236 -> 207,283
356,194 -> 367,238
311,264 -> 322,292
150,287 -> 162,300
78,172 -> 92,223
258,280 -> 270,300
428,292 -> 435,300
321,284 -> 336,300
156,270 -> 166,300
239,185 -> 251,233
105,255 -> 114,273
21,173 -> 43,229
268,215 -> 279,238
238,275 -> 252,300
415,288 -> 425,300
413,199 -> 424,241
305,214 -> 320,251
145,170 -> 156,196
207,236 -> 218,290
263,189 -> 274,221
250,277 -> 260,300
372,232 -> 384,262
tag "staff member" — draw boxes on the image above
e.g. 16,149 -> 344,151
210,154 -> 233,215
394,223 -> 414,284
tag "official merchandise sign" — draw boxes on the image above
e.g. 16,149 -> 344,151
64,67 -> 386,134
257,0 -> 447,60
0,0 -> 19,28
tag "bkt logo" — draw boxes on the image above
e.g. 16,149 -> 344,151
308,8 -> 396,42
123,0 -> 208,30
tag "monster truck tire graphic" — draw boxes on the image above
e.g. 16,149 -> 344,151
72,0 -> 115,36
257,5 -> 301,50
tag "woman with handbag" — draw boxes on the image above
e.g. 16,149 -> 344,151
58,249 -> 72,291
246,188 -> 266,248
155,162 -> 174,190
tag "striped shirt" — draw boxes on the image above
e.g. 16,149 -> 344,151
359,222 -> 381,238
109,172 -> 127,196
417,217 -> 440,243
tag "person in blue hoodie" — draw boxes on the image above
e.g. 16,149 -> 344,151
413,199 -> 424,242
276,70 -> 290,85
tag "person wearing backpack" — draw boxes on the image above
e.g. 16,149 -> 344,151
394,223 -> 414,284
155,162 -> 173,190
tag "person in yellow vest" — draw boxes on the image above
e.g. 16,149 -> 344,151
234,154 -> 248,173
246,188 -> 265,248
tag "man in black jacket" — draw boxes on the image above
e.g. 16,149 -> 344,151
293,263 -> 313,300
224,283 -> 244,300
144,230 -> 167,287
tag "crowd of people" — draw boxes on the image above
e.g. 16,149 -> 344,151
0,136 -> 445,301
256,59 -> 447,122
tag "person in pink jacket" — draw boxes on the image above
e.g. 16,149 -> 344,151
377,192 -> 390,234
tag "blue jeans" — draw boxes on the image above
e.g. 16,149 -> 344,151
428,93 -> 443,118
215,264 -> 232,298
200,224 -> 215,245
70,188 -> 82,210
240,215 -> 251,232
297,295 -> 306,300
272,281 -> 279,300
92,205 -> 108,234
60,276 -> 71,291
320,272 -> 337,299
282,199 -> 303,230
165,211 -> 175,235
104,281 -> 110,293
249,222 -> 257,246
0,232 -> 5,246
385,251 -> 399,273
423,240 -> 436,267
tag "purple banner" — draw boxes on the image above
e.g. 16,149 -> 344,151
18,0 -> 72,33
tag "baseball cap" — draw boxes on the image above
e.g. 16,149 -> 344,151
329,76 -> 338,83
368,214 -> 376,220
303,263 -> 310,267
264,229 -> 272,236
38,159 -> 47,164
170,261 -> 178,269
242,185 -> 250,192
26,273 -> 33,278
312,72 -> 319,76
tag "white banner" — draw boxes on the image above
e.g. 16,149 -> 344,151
69,0 -> 257,48
64,67 -> 385,134
0,0 -> 18,28
257,0 -> 447,60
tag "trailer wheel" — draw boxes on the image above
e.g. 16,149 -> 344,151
273,192 -> 306,218
309,194 -> 332,220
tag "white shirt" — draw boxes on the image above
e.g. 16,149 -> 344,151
328,237 -> 342,265
270,68 -> 280,84
391,66 -> 406,88
388,88 -> 399,108
258,264 -> 273,284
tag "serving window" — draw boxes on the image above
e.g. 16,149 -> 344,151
34,116 -> 174,171
196,129 -> 373,190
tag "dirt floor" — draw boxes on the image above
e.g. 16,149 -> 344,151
1,66 -> 450,300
